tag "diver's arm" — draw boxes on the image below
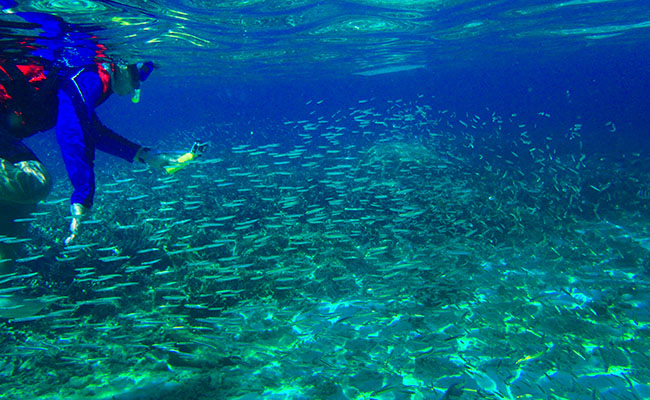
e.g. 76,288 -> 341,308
56,88 -> 96,210
91,113 -> 144,162
56,73 -> 100,245
89,117 -> 179,168
56,89 -> 94,246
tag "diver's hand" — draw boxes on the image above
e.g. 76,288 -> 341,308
140,141 -> 208,174
144,151 -> 177,171
64,203 -> 88,246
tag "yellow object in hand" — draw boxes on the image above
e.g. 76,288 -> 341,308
162,141 -> 208,175
176,152 -> 195,164
164,152 -> 194,175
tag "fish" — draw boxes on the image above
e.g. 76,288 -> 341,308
0,294 -> 54,319
354,64 -> 426,76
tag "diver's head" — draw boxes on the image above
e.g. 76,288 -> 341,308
112,61 -> 154,103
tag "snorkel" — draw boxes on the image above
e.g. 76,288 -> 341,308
131,89 -> 140,104
131,61 -> 153,103
131,88 -> 140,103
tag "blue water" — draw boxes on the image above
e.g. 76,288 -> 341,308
3,1 -> 650,399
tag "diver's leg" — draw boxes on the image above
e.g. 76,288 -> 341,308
0,158 -> 52,204
0,139 -> 53,316
0,158 -> 51,275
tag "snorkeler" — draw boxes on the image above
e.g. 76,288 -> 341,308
0,59 -> 207,249
0,4 -> 209,254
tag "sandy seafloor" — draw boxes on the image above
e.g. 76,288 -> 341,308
1,98 -> 650,400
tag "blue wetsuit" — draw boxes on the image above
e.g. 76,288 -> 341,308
57,66 -> 143,209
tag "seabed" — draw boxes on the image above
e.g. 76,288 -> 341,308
1,100 -> 649,400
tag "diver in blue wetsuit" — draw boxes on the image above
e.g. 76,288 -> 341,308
0,8 -> 207,252
1,59 -> 206,248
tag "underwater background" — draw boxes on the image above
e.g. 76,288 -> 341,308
2,0 -> 650,399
